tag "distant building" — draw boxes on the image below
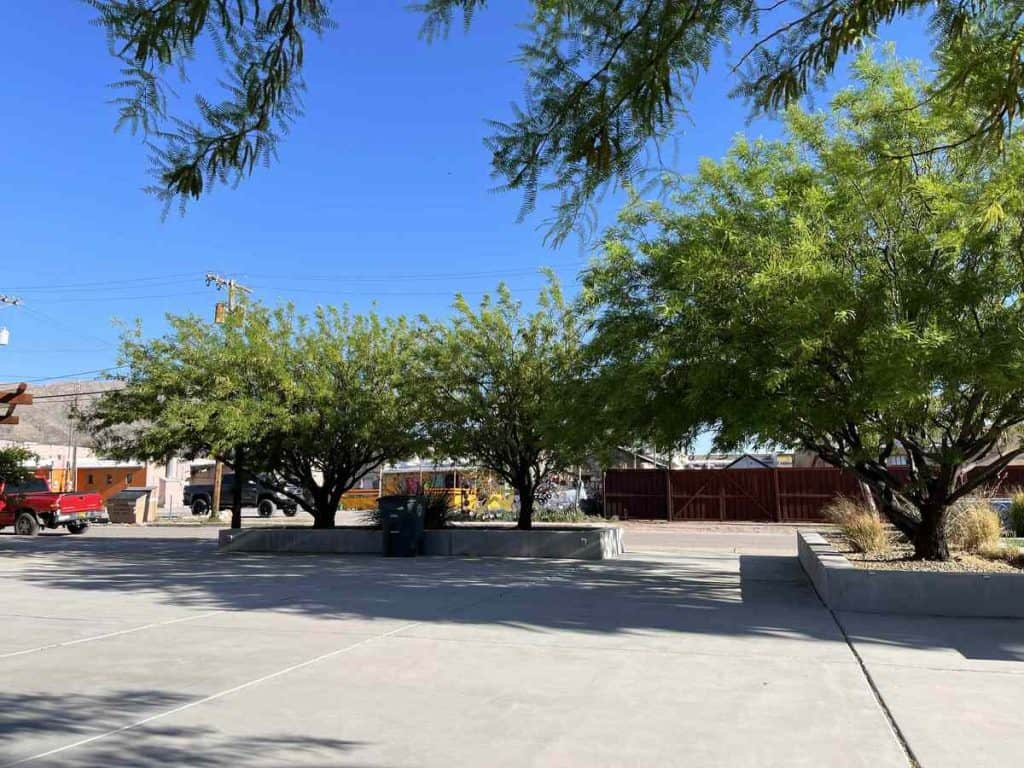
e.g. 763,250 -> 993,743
680,452 -> 781,469
0,380 -> 189,509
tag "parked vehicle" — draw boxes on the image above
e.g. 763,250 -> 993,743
183,474 -> 300,518
0,477 -> 108,535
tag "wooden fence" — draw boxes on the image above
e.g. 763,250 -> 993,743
603,466 -> 1024,522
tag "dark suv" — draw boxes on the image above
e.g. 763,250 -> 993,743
183,474 -> 300,518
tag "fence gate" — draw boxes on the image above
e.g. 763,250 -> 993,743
605,467 -> 877,522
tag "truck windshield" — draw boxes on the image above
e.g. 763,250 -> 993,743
4,478 -> 49,494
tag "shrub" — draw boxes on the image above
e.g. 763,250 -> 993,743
1008,489 -> 1024,537
947,501 -> 1003,553
422,491 -> 453,530
468,506 -> 594,524
976,541 -> 1024,569
824,497 -> 890,553
360,491 -> 453,529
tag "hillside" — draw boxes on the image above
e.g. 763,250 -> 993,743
0,380 -> 123,447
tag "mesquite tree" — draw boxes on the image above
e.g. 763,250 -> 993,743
89,304 -> 427,529
582,54 -> 1024,560
420,1 -> 1023,240
83,2 -> 1021,235
424,279 -> 583,529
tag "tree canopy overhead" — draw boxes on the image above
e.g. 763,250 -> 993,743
89,1 -> 1023,237
89,0 -> 332,211
582,54 -> 1024,559
422,1 -> 1024,240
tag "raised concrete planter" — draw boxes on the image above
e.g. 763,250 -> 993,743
421,526 -> 624,559
219,525 -> 624,560
219,527 -> 381,554
798,530 -> 1024,619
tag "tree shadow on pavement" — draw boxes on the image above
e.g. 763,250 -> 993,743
3,535 -> 1020,662
0,536 -> 845,647
837,612 -> 1024,662
0,690 -> 366,768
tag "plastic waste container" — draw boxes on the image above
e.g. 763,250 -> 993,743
379,495 -> 425,556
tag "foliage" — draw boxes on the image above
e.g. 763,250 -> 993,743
462,506 -> 594,524
581,55 -> 1024,560
87,303 -> 428,528
88,2 -> 1023,235
88,0 -> 333,213
361,491 -> 453,529
824,497 -> 890,554
423,277 -> 584,529
0,446 -> 38,487
1008,489 -> 1024,537
947,501 -> 1003,553
422,490 -> 453,530
976,542 -> 1024,569
420,1 -> 1024,241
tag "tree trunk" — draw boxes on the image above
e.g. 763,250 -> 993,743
517,484 -> 534,530
312,508 -> 336,529
912,503 -> 950,561
230,449 -> 243,530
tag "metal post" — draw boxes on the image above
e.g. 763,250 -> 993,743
772,467 -> 782,522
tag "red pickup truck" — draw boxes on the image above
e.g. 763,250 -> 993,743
0,478 -> 108,535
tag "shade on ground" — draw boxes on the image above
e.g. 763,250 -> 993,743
0,526 -> 1016,766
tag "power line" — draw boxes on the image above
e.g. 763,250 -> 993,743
237,263 -> 584,283
31,388 -> 120,400
5,274 -> 199,292
49,291 -> 210,305
246,284 -> 552,297
0,365 -> 128,383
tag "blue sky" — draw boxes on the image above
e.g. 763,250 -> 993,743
0,3 -> 930,385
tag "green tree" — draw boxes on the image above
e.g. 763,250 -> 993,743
87,2 -> 1022,233
424,279 -> 583,529
0,446 -> 38,487
89,0 -> 332,211
421,1 -> 1023,240
582,54 -> 1024,560
88,303 -> 427,529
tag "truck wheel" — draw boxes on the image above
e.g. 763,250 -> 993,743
67,522 -> 89,535
191,497 -> 210,516
283,507 -> 298,518
257,498 -> 276,518
14,512 -> 40,536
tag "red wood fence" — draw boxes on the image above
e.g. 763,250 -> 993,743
603,466 -> 1024,522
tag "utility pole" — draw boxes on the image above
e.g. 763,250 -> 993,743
0,295 -> 22,347
204,274 -> 252,524
205,273 -> 251,319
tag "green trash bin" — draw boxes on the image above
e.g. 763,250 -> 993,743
379,495 -> 425,557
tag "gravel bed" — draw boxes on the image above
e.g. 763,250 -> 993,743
823,532 -> 1024,573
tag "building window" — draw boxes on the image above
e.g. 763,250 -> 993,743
87,474 -> 94,485
126,473 -> 133,484
106,474 -> 113,485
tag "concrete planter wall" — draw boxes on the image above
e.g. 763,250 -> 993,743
421,527 -> 623,559
798,530 -> 1024,619
219,525 -> 624,560
219,527 -> 382,554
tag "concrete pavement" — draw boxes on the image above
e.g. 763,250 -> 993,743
0,524 -> 1012,766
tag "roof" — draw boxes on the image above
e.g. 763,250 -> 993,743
723,453 -> 775,469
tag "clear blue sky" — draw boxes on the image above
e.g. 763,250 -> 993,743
0,3 -> 930,385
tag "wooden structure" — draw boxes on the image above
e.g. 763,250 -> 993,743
0,383 -> 32,425
604,466 -> 1024,522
